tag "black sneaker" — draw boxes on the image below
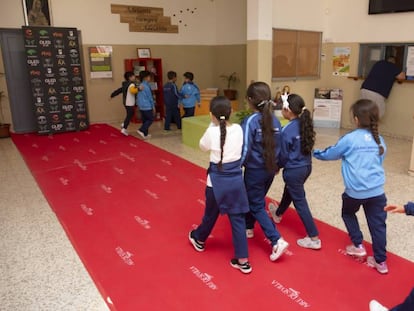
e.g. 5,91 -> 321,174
230,258 -> 252,274
188,230 -> 205,252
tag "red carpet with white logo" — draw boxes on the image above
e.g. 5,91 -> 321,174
12,124 -> 414,311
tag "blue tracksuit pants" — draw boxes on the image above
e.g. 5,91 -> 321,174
341,193 -> 387,263
244,167 -> 281,246
193,187 -> 248,259
276,165 -> 319,237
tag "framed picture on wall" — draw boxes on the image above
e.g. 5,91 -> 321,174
137,48 -> 151,58
23,0 -> 52,26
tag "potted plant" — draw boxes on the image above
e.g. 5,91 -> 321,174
220,72 -> 239,100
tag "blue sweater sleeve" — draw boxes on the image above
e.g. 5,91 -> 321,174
279,130 -> 290,168
193,83 -> 200,102
404,202 -> 414,216
173,84 -> 181,99
240,115 -> 255,165
313,135 -> 349,161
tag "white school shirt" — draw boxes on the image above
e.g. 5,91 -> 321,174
125,83 -> 137,107
199,123 -> 243,187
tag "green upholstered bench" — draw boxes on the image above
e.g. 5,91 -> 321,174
182,114 -> 289,149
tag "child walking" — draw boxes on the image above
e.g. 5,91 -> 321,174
241,81 -> 289,262
369,201 -> 414,311
188,96 -> 252,274
110,71 -> 138,136
163,71 -> 182,131
269,93 -> 321,249
180,72 -> 200,118
313,99 -> 388,274
136,70 -> 155,139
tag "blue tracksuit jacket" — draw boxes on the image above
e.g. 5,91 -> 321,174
137,81 -> 154,111
279,118 -> 311,168
163,81 -> 181,107
313,128 -> 386,199
241,112 -> 282,169
180,82 -> 200,108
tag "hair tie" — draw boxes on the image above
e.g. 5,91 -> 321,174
281,93 -> 290,110
219,116 -> 225,120
257,100 -> 266,107
302,106 -> 307,112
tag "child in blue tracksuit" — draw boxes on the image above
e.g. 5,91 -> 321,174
314,99 -> 388,274
188,96 -> 251,274
180,71 -> 200,118
241,81 -> 289,262
163,71 -> 181,131
269,93 -> 321,249
136,70 -> 155,139
369,202 -> 414,311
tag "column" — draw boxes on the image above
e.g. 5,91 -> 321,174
409,138 -> 414,176
246,0 -> 273,85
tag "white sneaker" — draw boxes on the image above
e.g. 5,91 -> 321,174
297,236 -> 321,250
120,128 -> 128,136
369,300 -> 388,311
246,229 -> 254,239
270,237 -> 289,261
268,202 -> 282,223
137,130 -> 145,139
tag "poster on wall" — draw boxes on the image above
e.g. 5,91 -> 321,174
23,26 -> 89,134
406,46 -> 414,80
313,88 -> 343,128
89,46 -> 113,79
332,47 -> 351,76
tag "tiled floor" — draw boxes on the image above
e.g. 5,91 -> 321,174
1,121 -> 413,311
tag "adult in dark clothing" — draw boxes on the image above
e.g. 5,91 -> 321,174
360,56 -> 405,118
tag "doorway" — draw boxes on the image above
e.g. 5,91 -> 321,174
0,28 -> 37,133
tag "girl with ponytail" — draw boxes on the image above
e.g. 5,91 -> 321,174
189,96 -> 252,274
241,81 -> 289,262
269,93 -> 321,250
314,99 -> 389,274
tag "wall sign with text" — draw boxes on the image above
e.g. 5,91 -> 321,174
111,4 -> 178,33
23,26 -> 89,134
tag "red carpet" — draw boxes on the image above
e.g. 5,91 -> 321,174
12,124 -> 414,311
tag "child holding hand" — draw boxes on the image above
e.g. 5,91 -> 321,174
313,99 -> 388,274
269,93 -> 321,250
241,81 -> 289,262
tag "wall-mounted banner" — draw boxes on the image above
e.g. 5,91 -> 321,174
22,26 -> 89,135
332,47 -> 351,76
111,4 -> 178,33
89,46 -> 113,79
